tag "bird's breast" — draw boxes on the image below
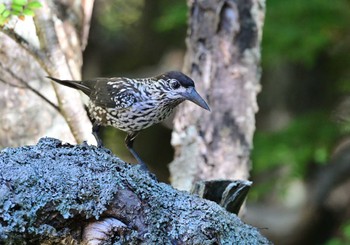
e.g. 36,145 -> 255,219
89,99 -> 175,132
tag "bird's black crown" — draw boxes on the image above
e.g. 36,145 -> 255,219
160,71 -> 195,88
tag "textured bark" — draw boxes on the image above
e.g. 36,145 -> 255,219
170,0 -> 265,190
191,179 -> 252,214
0,0 -> 95,148
0,138 -> 271,244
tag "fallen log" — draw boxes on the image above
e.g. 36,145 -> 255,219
0,138 -> 270,244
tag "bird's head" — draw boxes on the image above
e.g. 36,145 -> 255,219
157,71 -> 210,111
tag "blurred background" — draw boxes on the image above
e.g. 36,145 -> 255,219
82,0 -> 350,244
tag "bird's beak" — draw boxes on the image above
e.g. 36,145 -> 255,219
182,87 -> 210,111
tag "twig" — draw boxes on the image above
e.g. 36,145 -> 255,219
0,63 -> 59,112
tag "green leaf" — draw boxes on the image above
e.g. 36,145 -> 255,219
0,4 -> 6,14
12,0 -> 27,6
11,4 -> 24,12
1,9 -> 11,18
23,8 -> 34,16
0,15 -> 7,22
11,10 -> 22,16
27,1 -> 42,9
154,3 -> 187,32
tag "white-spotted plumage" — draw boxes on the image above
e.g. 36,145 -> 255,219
47,71 -> 210,167
88,78 -> 184,132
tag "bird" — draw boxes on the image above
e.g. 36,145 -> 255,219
47,71 -> 210,169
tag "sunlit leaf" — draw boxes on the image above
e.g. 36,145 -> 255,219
11,10 -> 21,16
0,15 -> 7,26
23,9 -> 34,16
0,4 -> 6,14
11,4 -> 24,12
27,1 -> 42,9
1,9 -> 11,18
12,0 -> 27,6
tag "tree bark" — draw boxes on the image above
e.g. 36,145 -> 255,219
0,0 -> 95,148
0,138 -> 271,244
170,0 -> 265,190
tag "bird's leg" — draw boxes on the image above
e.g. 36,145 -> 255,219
125,132 -> 148,170
92,122 -> 103,147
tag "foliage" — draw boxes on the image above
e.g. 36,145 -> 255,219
250,112 -> 340,200
90,0 -> 188,73
151,0 -> 350,67
154,2 -> 187,32
250,0 -> 350,201
0,0 -> 42,26
263,0 -> 350,66
326,221 -> 350,245
94,0 -> 187,40
94,0 -> 144,34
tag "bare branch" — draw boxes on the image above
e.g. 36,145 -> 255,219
0,63 -> 59,112
0,28 -> 53,75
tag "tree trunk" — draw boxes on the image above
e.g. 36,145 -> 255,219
0,138 -> 271,244
0,0 -> 95,148
170,0 -> 265,190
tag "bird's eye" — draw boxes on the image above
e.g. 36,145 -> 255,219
170,80 -> 181,90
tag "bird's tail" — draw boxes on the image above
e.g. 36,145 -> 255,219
47,77 -> 91,95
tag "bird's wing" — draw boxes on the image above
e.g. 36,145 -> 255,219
89,78 -> 138,109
